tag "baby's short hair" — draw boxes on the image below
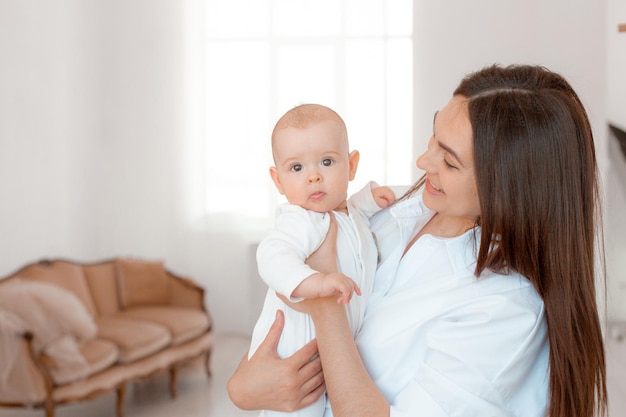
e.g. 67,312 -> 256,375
271,103 -> 347,147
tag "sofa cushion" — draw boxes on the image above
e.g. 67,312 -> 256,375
115,258 -> 171,309
48,337 -> 119,385
119,306 -> 211,345
84,262 -> 120,316
52,332 -> 213,403
96,316 -> 171,363
16,261 -> 98,317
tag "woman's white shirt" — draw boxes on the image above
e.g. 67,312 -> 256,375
332,192 -> 549,417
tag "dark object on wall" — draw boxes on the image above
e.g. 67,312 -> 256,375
610,124 -> 626,162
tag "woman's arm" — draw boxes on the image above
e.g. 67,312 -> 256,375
304,297 -> 390,417
227,309 -> 326,411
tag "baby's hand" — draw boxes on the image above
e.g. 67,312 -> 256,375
372,186 -> 396,208
318,272 -> 362,304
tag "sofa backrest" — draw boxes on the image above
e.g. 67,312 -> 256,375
83,261 -> 121,316
1,258 -> 175,318
114,258 -> 172,309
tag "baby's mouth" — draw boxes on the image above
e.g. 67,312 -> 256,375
310,191 -> 325,201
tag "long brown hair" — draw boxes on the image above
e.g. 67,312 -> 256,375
450,64 -> 607,417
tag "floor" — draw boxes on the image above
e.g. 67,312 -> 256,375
1,330 -> 625,417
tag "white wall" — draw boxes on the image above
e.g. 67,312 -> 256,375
606,0 -> 626,320
0,0 -> 100,265
0,0 -> 617,335
608,0 -> 626,131
412,0 -> 607,161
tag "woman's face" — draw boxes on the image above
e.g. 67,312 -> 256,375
416,95 -> 481,223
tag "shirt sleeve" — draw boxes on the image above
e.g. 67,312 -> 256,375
256,204 -> 330,301
388,287 -> 548,417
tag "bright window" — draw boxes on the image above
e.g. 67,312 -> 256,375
203,0 -> 413,218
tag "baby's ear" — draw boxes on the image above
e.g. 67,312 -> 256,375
269,166 -> 284,194
348,150 -> 360,181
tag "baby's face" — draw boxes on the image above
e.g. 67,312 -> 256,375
270,120 -> 357,212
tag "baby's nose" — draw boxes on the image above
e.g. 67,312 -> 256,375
308,172 -> 322,183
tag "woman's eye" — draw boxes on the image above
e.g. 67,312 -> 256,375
322,159 -> 334,167
290,164 -> 303,172
444,159 -> 457,169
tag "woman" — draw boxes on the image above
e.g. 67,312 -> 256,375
228,64 -> 607,417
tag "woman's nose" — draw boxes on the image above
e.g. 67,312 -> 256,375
416,151 -> 428,171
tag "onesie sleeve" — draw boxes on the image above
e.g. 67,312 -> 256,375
256,204 -> 330,301
348,181 -> 390,218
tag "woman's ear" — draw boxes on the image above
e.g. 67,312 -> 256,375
348,150 -> 360,181
269,166 -> 285,195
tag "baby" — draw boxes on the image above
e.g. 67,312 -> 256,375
249,103 -> 395,417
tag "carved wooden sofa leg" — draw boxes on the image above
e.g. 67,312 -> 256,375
169,366 -> 178,399
116,383 -> 126,417
45,402 -> 55,417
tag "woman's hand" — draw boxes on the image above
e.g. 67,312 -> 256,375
227,310 -> 326,412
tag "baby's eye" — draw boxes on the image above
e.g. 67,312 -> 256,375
290,164 -> 303,172
321,159 -> 334,167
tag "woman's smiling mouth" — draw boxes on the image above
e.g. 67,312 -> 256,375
425,178 -> 445,195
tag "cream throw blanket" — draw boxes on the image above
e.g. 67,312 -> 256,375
0,279 -> 97,391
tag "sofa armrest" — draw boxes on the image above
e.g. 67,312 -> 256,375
167,271 -> 206,311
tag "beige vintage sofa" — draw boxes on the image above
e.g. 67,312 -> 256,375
0,257 -> 213,417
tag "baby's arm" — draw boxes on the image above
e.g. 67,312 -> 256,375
371,185 -> 396,208
292,272 -> 362,304
258,205 -> 347,302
